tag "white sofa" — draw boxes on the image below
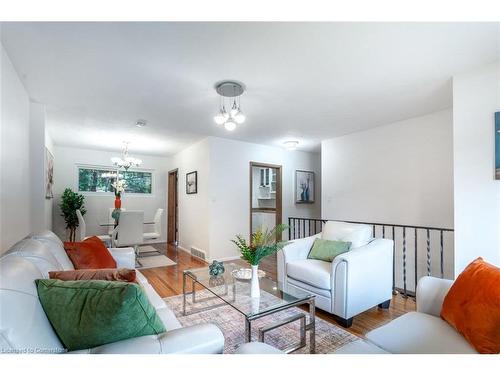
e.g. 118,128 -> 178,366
277,221 -> 394,327
0,231 -> 224,354
335,276 -> 477,353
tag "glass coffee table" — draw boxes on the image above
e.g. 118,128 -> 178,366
182,263 -> 316,353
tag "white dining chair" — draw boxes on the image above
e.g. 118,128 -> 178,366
108,207 -> 126,235
143,208 -> 164,241
112,210 -> 144,265
75,209 -> 111,245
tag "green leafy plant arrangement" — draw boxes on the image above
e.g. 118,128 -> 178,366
59,188 -> 86,242
231,224 -> 289,266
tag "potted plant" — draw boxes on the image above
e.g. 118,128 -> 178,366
232,223 -> 288,298
59,188 -> 86,241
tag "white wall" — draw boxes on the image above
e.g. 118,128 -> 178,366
172,139 -> 211,256
453,62 -> 500,273
207,137 -> 321,261
0,44 -> 31,253
29,102 -> 48,233
321,109 -> 454,287
52,145 -> 171,242
170,136 -> 321,261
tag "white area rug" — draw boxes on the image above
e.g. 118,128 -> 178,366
137,255 -> 176,269
163,290 -> 359,354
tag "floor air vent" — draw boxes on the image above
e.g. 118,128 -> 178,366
190,246 -> 206,260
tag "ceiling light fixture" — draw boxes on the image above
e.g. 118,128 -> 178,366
214,81 -> 246,130
135,119 -> 147,128
284,140 -> 299,151
111,141 -> 142,170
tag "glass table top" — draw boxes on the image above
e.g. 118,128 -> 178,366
184,263 -> 314,318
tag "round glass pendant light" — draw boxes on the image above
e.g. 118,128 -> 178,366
214,81 -> 246,131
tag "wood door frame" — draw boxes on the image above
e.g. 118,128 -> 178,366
249,162 -> 283,240
167,168 -> 179,245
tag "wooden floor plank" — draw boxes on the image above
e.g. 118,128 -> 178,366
140,243 -> 415,338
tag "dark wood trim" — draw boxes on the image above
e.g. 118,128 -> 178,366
167,169 -> 178,244
249,162 -> 283,240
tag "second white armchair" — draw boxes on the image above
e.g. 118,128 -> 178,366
277,221 -> 394,327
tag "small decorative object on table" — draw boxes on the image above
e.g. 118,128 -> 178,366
231,224 -> 288,298
111,179 -> 127,223
209,260 -> 225,276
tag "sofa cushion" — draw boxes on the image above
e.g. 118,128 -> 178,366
322,221 -> 372,249
156,307 -> 182,330
441,257 -> 500,354
334,340 -> 389,354
27,232 -> 75,270
49,268 -> 137,283
308,238 -> 351,262
0,256 -> 65,353
287,259 -> 331,290
64,236 -> 117,269
36,279 -> 166,351
366,311 -> 477,354
4,239 -> 62,276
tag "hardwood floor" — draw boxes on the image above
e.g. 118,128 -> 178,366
141,243 -> 415,338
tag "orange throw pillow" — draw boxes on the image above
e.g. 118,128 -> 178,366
441,257 -> 500,354
49,268 -> 137,283
64,236 -> 117,269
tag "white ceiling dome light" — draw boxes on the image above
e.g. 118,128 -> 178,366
214,80 -> 246,130
284,140 -> 299,151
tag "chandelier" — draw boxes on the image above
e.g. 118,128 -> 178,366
111,142 -> 142,170
213,81 -> 246,131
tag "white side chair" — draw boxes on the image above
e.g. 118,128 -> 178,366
143,208 -> 164,241
112,210 -> 144,266
75,209 -> 111,245
108,207 -> 126,235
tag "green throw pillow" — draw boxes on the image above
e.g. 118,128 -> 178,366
36,279 -> 166,351
307,238 -> 351,262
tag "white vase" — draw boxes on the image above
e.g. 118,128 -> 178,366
250,264 -> 260,299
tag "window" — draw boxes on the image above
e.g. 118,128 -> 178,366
77,166 -> 153,194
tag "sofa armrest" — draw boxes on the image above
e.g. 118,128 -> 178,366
331,238 -> 394,318
416,276 -> 453,317
277,234 -> 320,285
108,247 -> 135,269
69,324 -> 224,354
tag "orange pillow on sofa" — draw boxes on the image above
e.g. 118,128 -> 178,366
49,268 -> 136,283
64,236 -> 117,269
440,257 -> 500,354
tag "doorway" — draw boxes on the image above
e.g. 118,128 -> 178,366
249,162 -> 283,240
167,169 -> 178,245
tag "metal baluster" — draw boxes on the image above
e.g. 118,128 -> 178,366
392,226 -> 396,295
372,225 -> 376,238
309,219 -> 312,236
382,225 -> 385,238
302,220 -> 306,239
426,229 -> 431,276
294,219 -> 297,239
402,227 -> 407,298
414,228 -> 418,296
440,230 -> 444,279
288,217 -> 291,240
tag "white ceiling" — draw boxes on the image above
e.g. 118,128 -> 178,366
2,22 -> 499,155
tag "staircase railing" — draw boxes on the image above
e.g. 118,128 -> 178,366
287,217 -> 454,298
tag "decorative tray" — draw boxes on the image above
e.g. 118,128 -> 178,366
231,268 -> 266,280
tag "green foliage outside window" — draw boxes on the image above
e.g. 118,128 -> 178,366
78,167 -> 152,194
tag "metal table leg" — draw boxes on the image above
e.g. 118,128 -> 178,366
308,297 -> 316,354
244,318 -> 251,342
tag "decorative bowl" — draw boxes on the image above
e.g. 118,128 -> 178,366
231,268 -> 266,281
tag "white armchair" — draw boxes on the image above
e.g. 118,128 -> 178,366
277,221 -> 394,327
